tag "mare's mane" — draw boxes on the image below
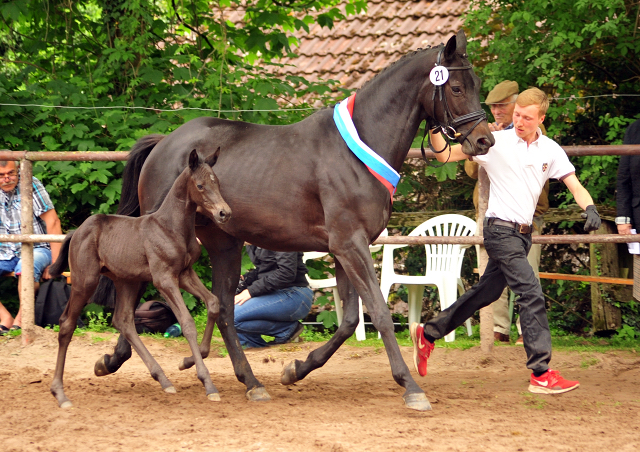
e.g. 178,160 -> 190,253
357,44 -> 443,92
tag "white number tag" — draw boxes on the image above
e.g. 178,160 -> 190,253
429,66 -> 449,86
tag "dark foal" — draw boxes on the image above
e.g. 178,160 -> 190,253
49,149 -> 230,408
93,31 -> 494,411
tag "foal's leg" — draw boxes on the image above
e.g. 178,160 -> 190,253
283,236 -> 430,411
94,283 -> 147,376
193,231 -> 269,402
111,281 -> 176,393
51,284 -> 96,408
155,269 -> 220,400
176,268 -> 220,369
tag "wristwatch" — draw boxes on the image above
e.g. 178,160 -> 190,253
615,216 -> 631,225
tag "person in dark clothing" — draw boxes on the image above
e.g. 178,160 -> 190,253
234,245 -> 313,348
616,119 -> 640,234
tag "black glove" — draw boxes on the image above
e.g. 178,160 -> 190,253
581,205 -> 601,232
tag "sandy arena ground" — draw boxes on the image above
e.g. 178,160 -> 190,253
1,328 -> 639,452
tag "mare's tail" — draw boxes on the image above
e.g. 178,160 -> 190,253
117,133 -> 165,216
49,231 -> 74,278
90,134 -> 165,308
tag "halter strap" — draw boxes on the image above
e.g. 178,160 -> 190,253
421,47 -> 487,163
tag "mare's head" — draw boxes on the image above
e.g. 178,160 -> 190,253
187,148 -> 231,224
422,30 -> 494,155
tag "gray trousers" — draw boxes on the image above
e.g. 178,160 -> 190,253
492,216 -> 543,335
423,220 -> 552,373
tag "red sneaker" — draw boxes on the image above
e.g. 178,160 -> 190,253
410,323 -> 435,377
529,369 -> 579,394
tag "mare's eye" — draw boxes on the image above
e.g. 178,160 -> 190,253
452,86 -> 462,94
197,184 -> 203,190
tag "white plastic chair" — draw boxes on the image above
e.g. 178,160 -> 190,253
303,229 -> 387,341
379,215 -> 475,342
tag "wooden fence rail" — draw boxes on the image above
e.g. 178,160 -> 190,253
1,144 -> 640,346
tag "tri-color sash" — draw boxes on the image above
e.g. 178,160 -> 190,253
333,94 -> 400,201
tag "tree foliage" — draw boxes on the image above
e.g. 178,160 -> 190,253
0,0 -> 363,227
462,0 -> 640,206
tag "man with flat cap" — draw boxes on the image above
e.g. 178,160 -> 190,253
464,80 -> 549,344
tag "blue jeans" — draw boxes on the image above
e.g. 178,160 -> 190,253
234,286 -> 313,348
0,248 -> 52,281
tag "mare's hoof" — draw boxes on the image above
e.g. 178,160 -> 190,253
207,393 -> 221,402
60,401 -> 73,409
246,386 -> 271,402
164,386 -> 177,394
403,392 -> 432,411
94,355 -> 111,377
280,361 -> 298,385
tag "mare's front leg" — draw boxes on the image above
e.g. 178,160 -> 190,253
195,231 -> 270,402
51,284 -> 97,408
155,272 -> 220,401
281,257 -> 361,383
112,281 -> 176,393
283,236 -> 431,411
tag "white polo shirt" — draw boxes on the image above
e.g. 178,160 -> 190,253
471,128 -> 575,225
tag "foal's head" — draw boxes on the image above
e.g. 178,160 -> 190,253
187,148 -> 231,224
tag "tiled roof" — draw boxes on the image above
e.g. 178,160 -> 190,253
275,0 -> 468,91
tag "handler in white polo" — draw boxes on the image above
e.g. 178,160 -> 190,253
410,87 -> 601,394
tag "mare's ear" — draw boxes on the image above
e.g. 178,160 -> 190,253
205,147 -> 221,168
444,30 -> 467,61
188,149 -> 200,172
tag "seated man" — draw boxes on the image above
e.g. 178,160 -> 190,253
0,160 -> 62,335
234,245 -> 313,348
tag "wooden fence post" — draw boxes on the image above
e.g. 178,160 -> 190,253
19,159 -> 36,345
590,221 -> 622,333
477,167 -> 493,353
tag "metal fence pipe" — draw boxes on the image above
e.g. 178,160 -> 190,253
406,144 -> 640,160
0,234 -> 67,243
0,150 -> 129,161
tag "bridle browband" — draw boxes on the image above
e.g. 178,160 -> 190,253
420,47 -> 487,164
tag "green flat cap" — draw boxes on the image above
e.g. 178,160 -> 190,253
485,80 -> 519,104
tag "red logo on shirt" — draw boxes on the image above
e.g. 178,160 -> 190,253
542,163 -> 548,172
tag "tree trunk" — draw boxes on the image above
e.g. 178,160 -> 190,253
477,167 -> 493,353
590,220 -> 622,333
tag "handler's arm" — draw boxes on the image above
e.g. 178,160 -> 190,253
430,131 -> 471,163
562,174 -> 595,209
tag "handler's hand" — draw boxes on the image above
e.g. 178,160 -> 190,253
488,122 -> 508,132
234,289 -> 252,306
617,223 -> 632,235
581,205 -> 601,232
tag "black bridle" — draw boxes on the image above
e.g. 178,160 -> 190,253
420,48 -> 487,164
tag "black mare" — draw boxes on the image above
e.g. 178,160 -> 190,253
94,30 -> 494,411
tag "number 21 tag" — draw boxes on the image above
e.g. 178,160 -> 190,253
429,66 -> 449,86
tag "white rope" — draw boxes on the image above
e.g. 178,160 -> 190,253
1,93 -> 638,113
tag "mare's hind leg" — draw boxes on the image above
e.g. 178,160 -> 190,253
188,230 -> 269,402
156,269 -> 220,400
94,283 -> 147,376
112,281 -> 176,393
51,284 -> 96,408
283,237 -> 430,411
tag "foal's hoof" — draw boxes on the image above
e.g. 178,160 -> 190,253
207,392 -> 221,402
280,361 -> 298,385
246,386 -> 271,402
178,358 -> 194,371
403,392 -> 432,411
164,386 -> 177,394
94,355 -> 111,377
60,401 -> 73,409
